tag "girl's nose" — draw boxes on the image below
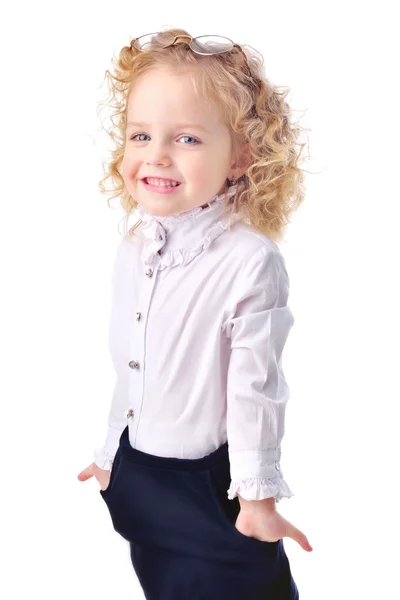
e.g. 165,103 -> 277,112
146,147 -> 172,167
146,157 -> 171,166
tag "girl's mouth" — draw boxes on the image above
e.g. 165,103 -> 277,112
141,178 -> 182,194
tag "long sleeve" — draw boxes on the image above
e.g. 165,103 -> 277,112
93,234 -> 130,470
223,246 -> 295,502
93,375 -> 130,470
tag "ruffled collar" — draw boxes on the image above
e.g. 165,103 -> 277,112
128,184 -> 245,270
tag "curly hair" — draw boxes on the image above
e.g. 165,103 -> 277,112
96,27 -> 310,242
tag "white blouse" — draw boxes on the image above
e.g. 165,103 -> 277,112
93,184 -> 295,502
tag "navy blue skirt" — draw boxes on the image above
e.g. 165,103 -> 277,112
99,425 -> 299,600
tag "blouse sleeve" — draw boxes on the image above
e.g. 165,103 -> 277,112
223,246 -> 295,502
93,234 -> 130,470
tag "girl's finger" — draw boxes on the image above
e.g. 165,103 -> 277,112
287,524 -> 313,551
77,464 -> 94,481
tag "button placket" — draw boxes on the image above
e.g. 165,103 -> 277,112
126,259 -> 160,444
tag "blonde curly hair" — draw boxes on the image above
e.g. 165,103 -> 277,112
97,27 -> 310,242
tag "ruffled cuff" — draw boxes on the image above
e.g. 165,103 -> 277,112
227,477 -> 294,502
93,436 -> 119,470
93,425 -> 125,470
93,447 -> 115,470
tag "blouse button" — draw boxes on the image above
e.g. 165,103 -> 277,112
125,408 -> 134,418
128,360 -> 140,369
135,312 -> 141,321
275,462 -> 280,471
146,269 -> 153,277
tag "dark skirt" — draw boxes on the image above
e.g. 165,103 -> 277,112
99,425 -> 299,600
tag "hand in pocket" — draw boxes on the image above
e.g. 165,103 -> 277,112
77,462 -> 111,491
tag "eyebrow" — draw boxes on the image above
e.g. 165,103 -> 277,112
126,121 -> 209,133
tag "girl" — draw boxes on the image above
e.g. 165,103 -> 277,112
78,28 -> 312,600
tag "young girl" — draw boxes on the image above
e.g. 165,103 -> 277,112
78,27 -> 312,599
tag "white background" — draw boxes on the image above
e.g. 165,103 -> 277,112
1,1 -> 399,598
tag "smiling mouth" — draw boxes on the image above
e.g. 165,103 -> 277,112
140,178 -> 183,194
142,177 -> 181,187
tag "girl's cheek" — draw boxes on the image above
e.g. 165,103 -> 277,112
120,158 -> 139,181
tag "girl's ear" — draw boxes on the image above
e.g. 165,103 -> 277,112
230,142 -> 252,180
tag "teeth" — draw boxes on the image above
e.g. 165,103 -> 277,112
146,178 -> 179,187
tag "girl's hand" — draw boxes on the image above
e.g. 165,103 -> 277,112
77,462 -> 111,491
236,498 -> 313,552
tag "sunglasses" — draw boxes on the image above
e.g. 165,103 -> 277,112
132,32 -> 250,70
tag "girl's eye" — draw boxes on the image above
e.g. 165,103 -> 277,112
129,134 -> 199,145
130,134 -> 149,141
178,136 -> 198,145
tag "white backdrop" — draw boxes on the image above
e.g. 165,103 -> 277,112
1,1 -> 399,598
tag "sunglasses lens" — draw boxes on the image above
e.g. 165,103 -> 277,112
134,32 -> 175,51
191,36 -> 233,54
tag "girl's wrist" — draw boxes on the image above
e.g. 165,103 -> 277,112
238,494 -> 276,513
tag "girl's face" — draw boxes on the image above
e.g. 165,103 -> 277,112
121,66 -> 235,217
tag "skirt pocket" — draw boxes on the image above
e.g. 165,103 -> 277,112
204,465 -> 281,550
